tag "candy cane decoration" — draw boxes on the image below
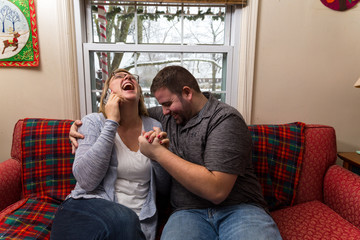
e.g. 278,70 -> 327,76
98,5 -> 108,83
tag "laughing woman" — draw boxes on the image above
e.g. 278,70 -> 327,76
50,69 -> 170,240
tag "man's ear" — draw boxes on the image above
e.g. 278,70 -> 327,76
182,86 -> 192,100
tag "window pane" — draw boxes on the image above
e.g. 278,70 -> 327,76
90,2 -> 226,45
183,6 -> 225,45
89,51 -> 226,112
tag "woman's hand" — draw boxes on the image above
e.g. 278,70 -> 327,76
144,127 -> 169,148
105,93 -> 123,123
139,127 -> 170,159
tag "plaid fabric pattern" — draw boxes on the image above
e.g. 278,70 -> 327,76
249,122 -> 305,210
0,197 -> 59,239
21,118 -> 75,201
0,119 -> 76,239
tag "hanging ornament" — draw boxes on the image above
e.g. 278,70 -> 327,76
320,0 -> 360,11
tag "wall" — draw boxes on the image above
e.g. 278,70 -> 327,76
253,1 -> 360,154
1,0 -> 359,163
0,0 -> 79,162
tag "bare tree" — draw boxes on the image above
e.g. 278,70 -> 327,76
0,5 -> 11,33
6,10 -> 20,32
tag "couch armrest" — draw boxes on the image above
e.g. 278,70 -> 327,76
324,165 -> 360,228
0,158 -> 22,211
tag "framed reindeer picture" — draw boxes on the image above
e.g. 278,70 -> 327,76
0,0 -> 39,67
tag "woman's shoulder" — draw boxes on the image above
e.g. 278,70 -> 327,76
81,113 -> 105,126
141,116 -> 162,131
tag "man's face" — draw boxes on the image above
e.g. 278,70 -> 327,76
154,87 -> 191,125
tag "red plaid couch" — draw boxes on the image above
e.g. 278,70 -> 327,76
1,118 -> 360,239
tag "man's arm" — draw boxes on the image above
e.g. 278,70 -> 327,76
139,131 -> 237,205
147,106 -> 163,122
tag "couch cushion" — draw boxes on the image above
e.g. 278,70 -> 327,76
0,197 -> 59,239
21,118 -> 76,201
249,122 -> 305,210
271,200 -> 360,239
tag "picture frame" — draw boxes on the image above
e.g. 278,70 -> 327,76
0,0 -> 39,67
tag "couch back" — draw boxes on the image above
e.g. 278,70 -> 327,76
294,124 -> 337,204
12,119 -> 337,209
18,118 -> 75,201
249,122 -> 306,210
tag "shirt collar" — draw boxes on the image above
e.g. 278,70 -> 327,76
181,92 -> 218,129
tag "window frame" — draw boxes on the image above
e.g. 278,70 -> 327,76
73,0 -> 258,123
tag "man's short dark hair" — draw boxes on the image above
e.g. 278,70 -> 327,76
151,66 -> 201,96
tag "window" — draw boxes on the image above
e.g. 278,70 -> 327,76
73,0 -> 258,122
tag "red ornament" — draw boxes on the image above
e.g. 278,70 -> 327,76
320,0 -> 360,11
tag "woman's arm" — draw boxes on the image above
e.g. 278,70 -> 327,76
72,115 -> 118,191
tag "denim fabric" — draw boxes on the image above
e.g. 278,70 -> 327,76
67,113 -> 170,240
160,204 -> 282,240
50,198 -> 145,240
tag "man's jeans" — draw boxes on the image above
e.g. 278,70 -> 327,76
161,204 -> 282,240
50,198 -> 145,240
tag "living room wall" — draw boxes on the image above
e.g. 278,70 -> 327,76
0,0 -> 359,163
0,0 -> 79,162
252,1 -> 360,154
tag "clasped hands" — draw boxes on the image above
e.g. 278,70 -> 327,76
138,127 -> 169,160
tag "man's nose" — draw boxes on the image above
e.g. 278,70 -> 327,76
162,106 -> 170,115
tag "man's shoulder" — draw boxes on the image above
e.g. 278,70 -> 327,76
212,101 -> 244,121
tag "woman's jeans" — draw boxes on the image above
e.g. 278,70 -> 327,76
161,204 -> 282,240
50,198 -> 145,240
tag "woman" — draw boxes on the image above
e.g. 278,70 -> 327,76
50,69 -> 170,240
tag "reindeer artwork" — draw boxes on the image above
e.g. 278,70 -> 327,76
2,31 -> 20,54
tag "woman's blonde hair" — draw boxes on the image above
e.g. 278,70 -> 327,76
99,68 -> 148,118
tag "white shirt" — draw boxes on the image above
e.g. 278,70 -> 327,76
114,132 -> 151,216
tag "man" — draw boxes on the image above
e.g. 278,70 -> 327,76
70,66 -> 282,239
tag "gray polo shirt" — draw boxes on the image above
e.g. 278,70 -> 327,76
148,92 -> 267,211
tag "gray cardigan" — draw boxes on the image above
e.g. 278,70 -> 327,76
68,113 -> 170,240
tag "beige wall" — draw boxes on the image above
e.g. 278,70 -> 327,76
1,0 -> 359,163
253,1 -> 360,154
0,0 -> 79,162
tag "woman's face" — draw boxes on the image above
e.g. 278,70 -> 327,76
108,72 -> 140,102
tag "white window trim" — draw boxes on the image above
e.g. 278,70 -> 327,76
73,0 -> 258,122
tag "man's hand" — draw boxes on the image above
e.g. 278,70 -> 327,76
139,127 -> 169,159
69,120 -> 84,154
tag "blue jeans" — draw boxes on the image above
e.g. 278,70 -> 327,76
161,204 -> 282,240
50,198 -> 145,240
